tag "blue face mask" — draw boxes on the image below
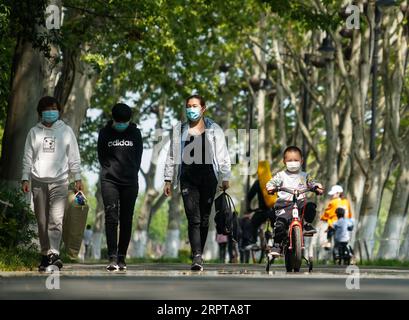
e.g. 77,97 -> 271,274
113,121 -> 129,132
42,110 -> 59,124
186,106 -> 202,121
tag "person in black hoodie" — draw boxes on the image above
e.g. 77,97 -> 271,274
98,103 -> 143,271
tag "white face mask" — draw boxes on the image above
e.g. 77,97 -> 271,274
286,161 -> 301,172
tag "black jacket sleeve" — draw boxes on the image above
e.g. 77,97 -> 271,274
97,129 -> 106,166
135,128 -> 143,171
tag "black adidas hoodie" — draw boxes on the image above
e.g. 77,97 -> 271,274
97,120 -> 143,186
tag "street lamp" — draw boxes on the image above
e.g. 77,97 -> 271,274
318,35 -> 335,56
370,0 -> 397,160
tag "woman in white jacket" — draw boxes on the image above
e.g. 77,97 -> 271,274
163,95 -> 231,271
21,96 -> 83,271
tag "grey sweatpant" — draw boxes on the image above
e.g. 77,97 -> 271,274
32,179 -> 69,255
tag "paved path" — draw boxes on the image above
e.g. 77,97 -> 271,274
1,263 -> 409,299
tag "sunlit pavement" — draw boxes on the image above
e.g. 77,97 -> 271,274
1,263 -> 409,299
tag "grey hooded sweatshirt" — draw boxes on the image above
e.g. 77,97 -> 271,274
22,120 -> 82,183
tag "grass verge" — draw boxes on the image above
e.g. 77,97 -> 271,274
0,247 -> 38,271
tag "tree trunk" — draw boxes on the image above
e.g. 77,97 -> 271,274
133,185 -> 158,257
378,5 -> 409,260
164,192 -> 181,258
265,96 -> 277,164
92,174 -> 105,260
252,14 -> 267,161
398,196 -> 409,260
329,1 -> 375,234
355,151 -> 394,259
321,60 -> 340,188
255,87 -> 266,160
132,97 -> 165,257
378,165 -> 409,259
0,39 -> 49,182
57,46 -> 98,135
337,103 -> 353,187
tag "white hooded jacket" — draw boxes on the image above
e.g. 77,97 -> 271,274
164,117 -> 231,188
21,120 -> 82,183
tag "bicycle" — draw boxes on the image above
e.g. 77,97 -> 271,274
333,242 -> 354,265
266,186 -> 321,273
244,208 -> 275,265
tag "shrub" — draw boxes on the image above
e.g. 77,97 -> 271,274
0,184 -> 37,249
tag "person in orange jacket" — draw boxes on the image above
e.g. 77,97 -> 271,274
320,185 -> 353,249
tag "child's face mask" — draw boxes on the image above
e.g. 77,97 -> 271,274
286,161 -> 301,172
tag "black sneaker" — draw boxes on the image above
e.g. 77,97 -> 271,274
117,255 -> 127,271
48,253 -> 63,270
38,255 -> 49,272
106,255 -> 118,272
303,223 -> 317,235
270,244 -> 282,257
191,254 -> 203,271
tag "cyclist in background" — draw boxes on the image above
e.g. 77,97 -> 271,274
245,179 -> 275,249
320,185 -> 353,249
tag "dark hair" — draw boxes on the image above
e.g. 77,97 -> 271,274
86,225 -> 91,229
336,207 -> 345,218
37,96 -> 62,117
186,94 -> 206,107
112,103 -> 132,122
283,146 -> 303,159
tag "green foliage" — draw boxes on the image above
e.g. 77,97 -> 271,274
78,112 -> 106,172
0,247 -> 38,271
148,203 -> 169,244
357,259 -> 409,267
261,0 -> 343,31
5,0 -> 60,56
0,184 -> 37,249
180,210 -> 188,243
0,2 -> 13,128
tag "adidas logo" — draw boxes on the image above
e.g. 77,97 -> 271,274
108,139 -> 134,147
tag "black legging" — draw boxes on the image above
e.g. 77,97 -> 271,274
250,209 -> 276,243
180,167 -> 218,256
101,180 -> 138,257
218,243 -> 227,262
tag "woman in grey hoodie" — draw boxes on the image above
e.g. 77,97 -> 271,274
21,96 -> 83,271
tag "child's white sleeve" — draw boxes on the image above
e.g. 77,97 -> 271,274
266,172 -> 282,190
